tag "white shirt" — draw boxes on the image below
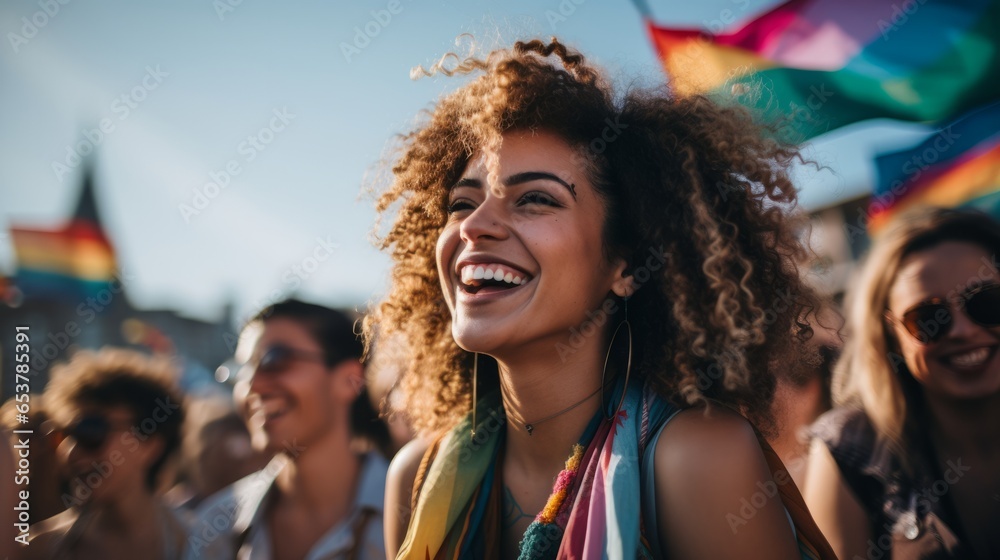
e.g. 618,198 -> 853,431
187,452 -> 388,560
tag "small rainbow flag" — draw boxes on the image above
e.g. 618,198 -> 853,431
868,100 -> 1000,231
10,165 -> 118,301
640,0 -> 1000,141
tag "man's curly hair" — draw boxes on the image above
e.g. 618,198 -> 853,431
364,38 -> 821,436
45,347 -> 184,489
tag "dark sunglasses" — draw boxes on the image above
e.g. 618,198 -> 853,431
885,284 -> 1000,344
240,345 -> 327,377
50,415 -> 131,452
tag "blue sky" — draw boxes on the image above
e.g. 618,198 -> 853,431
0,0 -> 926,322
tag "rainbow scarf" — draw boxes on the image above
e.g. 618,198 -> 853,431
397,380 -> 836,559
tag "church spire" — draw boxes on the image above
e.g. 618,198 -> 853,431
71,158 -> 103,225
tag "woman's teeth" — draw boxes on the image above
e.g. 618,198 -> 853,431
460,264 -> 529,287
947,347 -> 991,368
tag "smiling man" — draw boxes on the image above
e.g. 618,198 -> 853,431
190,300 -> 389,560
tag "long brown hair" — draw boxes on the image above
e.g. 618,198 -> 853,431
834,206 -> 1000,461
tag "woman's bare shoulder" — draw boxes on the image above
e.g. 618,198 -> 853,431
384,436 -> 434,557
656,404 -> 760,465
387,437 -> 433,491
652,404 -> 801,559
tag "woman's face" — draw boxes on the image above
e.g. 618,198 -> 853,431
887,241 -> 1000,401
57,405 -> 158,505
237,318 -> 360,453
436,130 -> 631,358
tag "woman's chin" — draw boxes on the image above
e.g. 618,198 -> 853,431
452,327 -> 506,356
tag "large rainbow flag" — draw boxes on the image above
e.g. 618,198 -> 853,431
10,164 -> 118,301
642,0 -> 1000,142
868,100 -> 1000,231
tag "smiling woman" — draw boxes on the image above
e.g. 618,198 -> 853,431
366,38 -> 837,559
805,208 -> 1000,559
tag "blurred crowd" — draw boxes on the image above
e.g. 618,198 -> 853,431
1,206 -> 998,559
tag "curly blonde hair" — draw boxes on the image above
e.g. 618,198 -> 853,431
364,38 -> 821,436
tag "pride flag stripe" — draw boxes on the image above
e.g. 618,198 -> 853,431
642,0 -> 1000,141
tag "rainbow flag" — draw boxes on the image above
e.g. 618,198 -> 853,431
10,166 -> 118,301
868,100 -> 1000,231
0,275 -> 14,305
642,0 -> 1000,141
966,189 -> 1000,216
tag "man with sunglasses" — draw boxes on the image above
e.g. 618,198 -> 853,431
190,299 -> 390,560
18,348 -> 189,560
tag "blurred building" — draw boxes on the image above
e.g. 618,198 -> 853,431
804,196 -> 871,301
0,161 -> 232,401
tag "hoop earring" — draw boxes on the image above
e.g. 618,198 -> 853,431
601,299 -> 632,420
471,352 -> 479,439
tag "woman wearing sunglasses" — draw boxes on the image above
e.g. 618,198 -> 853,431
805,207 -> 1000,559
191,299 -> 391,560
368,39 -> 836,559
20,348 -> 188,560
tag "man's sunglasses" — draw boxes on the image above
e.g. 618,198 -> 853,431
240,345 -> 327,377
885,284 -> 1000,344
49,415 -> 132,452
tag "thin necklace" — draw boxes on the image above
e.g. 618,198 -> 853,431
506,384 -> 604,436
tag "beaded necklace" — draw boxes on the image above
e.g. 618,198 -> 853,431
515,412 -> 602,559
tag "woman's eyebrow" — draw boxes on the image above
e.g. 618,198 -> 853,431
453,177 -> 481,189
505,171 -> 577,199
452,172 -> 577,199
